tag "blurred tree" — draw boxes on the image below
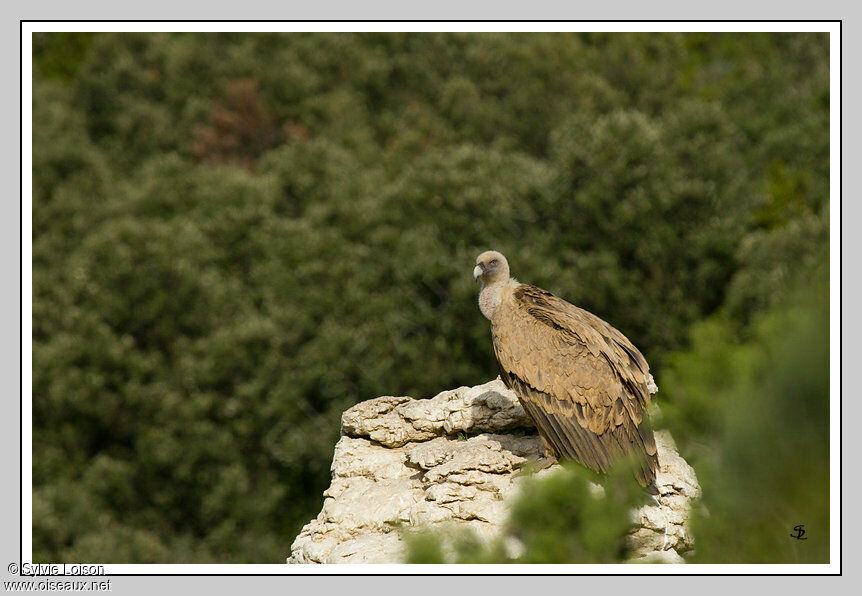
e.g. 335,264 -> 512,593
32,32 -> 95,81
660,266 -> 828,563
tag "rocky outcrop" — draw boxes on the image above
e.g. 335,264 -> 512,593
288,379 -> 700,564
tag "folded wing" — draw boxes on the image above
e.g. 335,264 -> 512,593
492,284 -> 659,485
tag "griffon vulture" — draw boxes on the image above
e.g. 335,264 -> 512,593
473,250 -> 659,486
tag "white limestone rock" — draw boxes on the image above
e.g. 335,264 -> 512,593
288,378 -> 700,564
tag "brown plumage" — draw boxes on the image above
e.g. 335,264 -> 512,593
473,250 -> 659,486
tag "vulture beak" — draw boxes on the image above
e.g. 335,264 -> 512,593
473,264 -> 485,282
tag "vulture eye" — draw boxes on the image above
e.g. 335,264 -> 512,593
490,259 -> 498,266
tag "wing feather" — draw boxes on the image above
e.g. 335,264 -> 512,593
492,283 -> 659,485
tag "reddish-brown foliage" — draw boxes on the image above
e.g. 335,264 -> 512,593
192,78 -> 285,170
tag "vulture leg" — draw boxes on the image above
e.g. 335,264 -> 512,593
535,434 -> 558,470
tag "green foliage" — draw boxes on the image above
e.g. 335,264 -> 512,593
726,208 -> 828,324
660,269 -> 829,563
31,32 -> 829,563
33,33 -> 96,81
546,101 -> 751,352
405,463 -> 646,564
404,527 -> 510,565
508,463 -> 646,563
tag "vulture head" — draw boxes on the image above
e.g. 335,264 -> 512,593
473,250 -> 510,285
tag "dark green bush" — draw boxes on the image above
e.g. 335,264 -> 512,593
661,267 -> 829,563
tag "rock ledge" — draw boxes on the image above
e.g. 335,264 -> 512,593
288,379 -> 700,564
